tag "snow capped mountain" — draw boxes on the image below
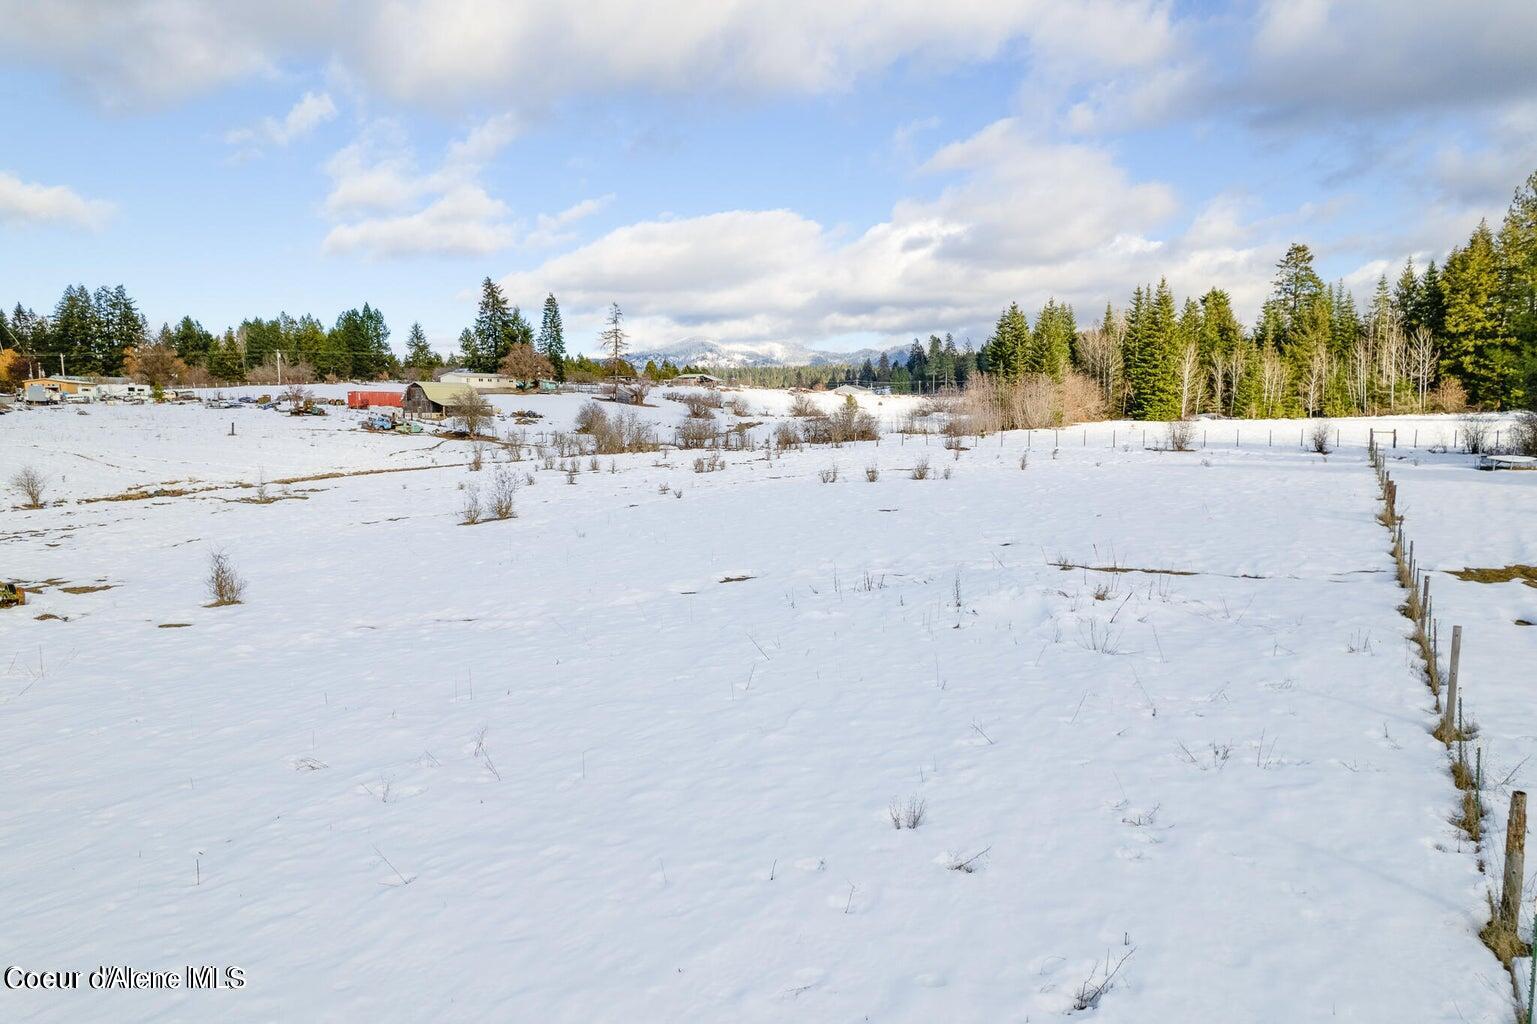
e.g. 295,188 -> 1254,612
623,336 -> 906,368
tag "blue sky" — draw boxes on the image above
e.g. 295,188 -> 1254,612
3,1 -> 1536,357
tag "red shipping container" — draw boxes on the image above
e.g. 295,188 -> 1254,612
347,390 -> 403,409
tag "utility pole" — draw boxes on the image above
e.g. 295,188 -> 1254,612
59,353 -> 65,377
277,352 -> 284,387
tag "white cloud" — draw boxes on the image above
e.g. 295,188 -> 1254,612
321,116 -> 521,258
499,120 -> 1292,351
0,172 -> 113,229
0,0 -> 1178,109
321,114 -> 602,259
323,184 -> 516,257
525,195 -> 615,248
226,91 -> 338,153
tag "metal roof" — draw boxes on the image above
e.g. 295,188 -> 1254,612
408,381 -> 477,406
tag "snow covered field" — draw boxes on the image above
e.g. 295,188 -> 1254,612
1,393 -> 1529,1021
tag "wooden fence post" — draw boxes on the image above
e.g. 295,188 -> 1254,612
1501,791 -> 1528,934
1440,626 -> 1462,738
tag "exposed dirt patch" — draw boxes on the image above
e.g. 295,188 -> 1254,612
1448,565 -> 1537,588
719,575 -> 755,583
59,584 -> 114,594
34,613 -> 68,621
157,623 -> 193,628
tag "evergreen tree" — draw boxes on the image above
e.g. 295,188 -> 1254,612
1393,259 -> 1421,329
1417,260 -> 1446,338
1272,243 -> 1324,344
52,284 -> 101,375
404,322 -> 438,372
471,277 -> 513,373
1441,220 -> 1521,406
98,284 -> 146,374
0,306 -> 12,348
985,303 -> 1030,382
206,329 -> 245,382
171,316 -> 215,365
457,328 -> 480,371
537,293 -> 566,381
1123,282 -> 1180,420
1029,299 -> 1075,380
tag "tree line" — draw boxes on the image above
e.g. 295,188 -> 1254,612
0,277 -> 578,389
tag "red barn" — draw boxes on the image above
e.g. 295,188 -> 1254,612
347,390 -> 403,409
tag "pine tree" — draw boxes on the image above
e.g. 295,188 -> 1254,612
206,329 -> 245,382
457,328 -> 480,371
404,322 -> 438,372
1029,299 -> 1074,380
471,277 -> 513,373
167,317 -> 209,365
537,293 -> 566,381
986,303 -> 1030,382
1123,281 -> 1180,420
1272,243 -> 1324,344
1417,261 -> 1446,338
52,284 -> 101,375
0,306 -> 12,348
99,284 -> 146,374
1441,220 -> 1521,407
1393,259 -> 1421,329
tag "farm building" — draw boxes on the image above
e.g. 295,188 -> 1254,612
347,390 -> 404,409
24,375 -> 97,399
668,373 -> 723,387
439,369 -> 512,389
402,382 -> 476,419
94,378 -> 152,400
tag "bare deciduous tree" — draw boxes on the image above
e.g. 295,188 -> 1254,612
10,466 -> 47,508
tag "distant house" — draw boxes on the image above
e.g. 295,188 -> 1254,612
439,368 -> 512,390
403,381 -> 477,419
94,378 -> 152,400
668,373 -> 723,387
22,376 -> 102,401
22,379 -> 61,404
831,384 -> 872,397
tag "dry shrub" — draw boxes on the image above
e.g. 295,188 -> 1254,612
1007,374 -> 1058,429
460,483 -> 482,524
247,358 -> 316,386
576,401 -> 660,453
773,420 -> 801,450
283,383 -> 314,414
787,394 -> 820,417
693,453 -> 725,473
468,443 -> 485,471
1510,410 -> 1537,456
801,397 -> 878,446
683,393 -> 721,417
865,463 -> 879,482
1166,419 -> 1196,452
1458,414 -> 1492,454
1431,378 -> 1468,413
488,468 -> 519,519
10,466 -> 46,508
724,396 -> 749,416
206,549 -> 245,606
1058,370 -> 1106,425
912,456 -> 932,480
676,413 -> 717,449
447,388 -> 495,437
1309,419 -> 1333,454
614,379 -> 652,405
818,465 -> 838,483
